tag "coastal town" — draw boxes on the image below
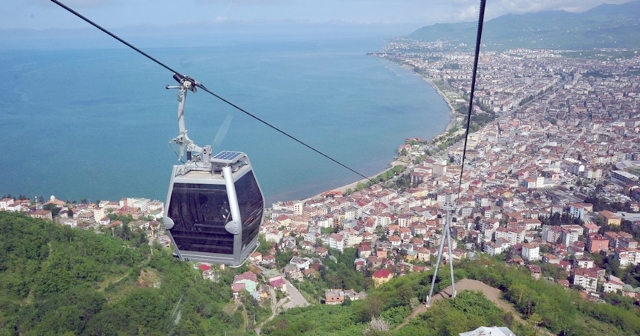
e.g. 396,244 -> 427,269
3,44 -> 640,309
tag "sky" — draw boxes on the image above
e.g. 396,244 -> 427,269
1,0 -> 635,32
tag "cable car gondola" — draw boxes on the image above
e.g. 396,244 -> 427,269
163,75 -> 264,266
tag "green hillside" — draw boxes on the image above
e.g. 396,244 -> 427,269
262,256 -> 640,335
408,0 -> 640,50
0,212 -> 255,335
4,212 -> 640,335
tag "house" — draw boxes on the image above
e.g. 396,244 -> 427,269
388,235 -> 401,247
542,253 -> 561,264
615,248 -> 640,267
494,227 -> 525,245
265,229 -> 284,243
249,251 -> 263,263
603,275 -> 625,293
417,248 -> 431,262
570,203 -> 593,219
29,210 -> 53,222
262,254 -> 276,267
484,242 -> 503,256
354,258 -> 367,271
542,225 -> 564,244
290,256 -> 311,270
232,271 -> 258,293
521,218 -> 542,230
328,233 -> 345,252
325,289 -> 345,305
558,260 -> 572,273
604,231 -> 620,249
368,256 -> 382,269
372,269 -> 393,288
0,198 -> 14,210
587,234 -> 609,253
574,257 -> 594,269
269,276 -> 287,292
303,268 -> 320,279
527,265 -> 542,280
358,244 -> 373,258
599,210 -> 622,226
522,243 -> 540,262
582,222 -> 599,236
573,268 -> 599,292
283,264 -> 303,282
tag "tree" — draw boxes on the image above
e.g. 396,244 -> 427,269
43,203 -> 62,217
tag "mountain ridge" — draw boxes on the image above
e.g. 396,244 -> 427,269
407,0 -> 640,50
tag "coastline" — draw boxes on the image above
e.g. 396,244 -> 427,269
422,77 -> 459,133
400,63 -> 458,133
302,159 -> 408,202
301,63 -> 458,203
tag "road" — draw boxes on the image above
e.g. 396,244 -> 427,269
281,280 -> 309,309
253,265 -> 309,335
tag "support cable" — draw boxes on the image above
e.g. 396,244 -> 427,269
50,0 -> 374,183
428,0 -> 486,307
457,0 -> 487,200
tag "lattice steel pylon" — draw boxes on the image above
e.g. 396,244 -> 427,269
426,194 -> 457,306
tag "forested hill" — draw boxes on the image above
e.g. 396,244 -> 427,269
5,212 -> 640,335
407,0 -> 640,50
0,212 -> 251,335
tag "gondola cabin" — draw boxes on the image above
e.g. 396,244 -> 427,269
164,150 -> 264,266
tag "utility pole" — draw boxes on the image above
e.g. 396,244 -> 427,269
426,194 -> 457,306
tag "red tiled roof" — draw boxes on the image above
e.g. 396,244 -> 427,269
372,269 -> 392,279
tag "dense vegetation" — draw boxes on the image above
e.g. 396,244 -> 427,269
0,212 -> 256,335
4,212 -> 640,335
264,256 -> 640,335
263,266 -> 534,336
462,257 -> 640,335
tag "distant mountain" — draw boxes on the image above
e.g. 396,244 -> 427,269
408,0 -> 640,50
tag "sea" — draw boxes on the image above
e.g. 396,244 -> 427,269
0,32 -> 449,206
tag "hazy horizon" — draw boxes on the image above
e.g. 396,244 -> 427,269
2,0 -> 634,31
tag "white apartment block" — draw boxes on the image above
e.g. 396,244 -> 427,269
522,243 -> 540,261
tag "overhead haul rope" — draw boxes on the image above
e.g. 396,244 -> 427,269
50,0 -> 375,184
457,0 -> 487,201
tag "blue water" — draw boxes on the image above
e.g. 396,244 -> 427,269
0,35 -> 449,205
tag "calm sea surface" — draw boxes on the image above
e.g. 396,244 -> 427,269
0,35 -> 449,205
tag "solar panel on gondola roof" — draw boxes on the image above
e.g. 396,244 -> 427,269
213,151 -> 243,162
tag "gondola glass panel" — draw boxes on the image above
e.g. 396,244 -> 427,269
235,171 -> 263,248
168,183 -> 234,255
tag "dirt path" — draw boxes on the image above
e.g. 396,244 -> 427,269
395,278 -> 524,330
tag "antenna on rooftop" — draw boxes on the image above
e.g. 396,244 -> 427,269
426,194 -> 457,306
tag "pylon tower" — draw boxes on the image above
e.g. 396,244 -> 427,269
427,194 -> 457,306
